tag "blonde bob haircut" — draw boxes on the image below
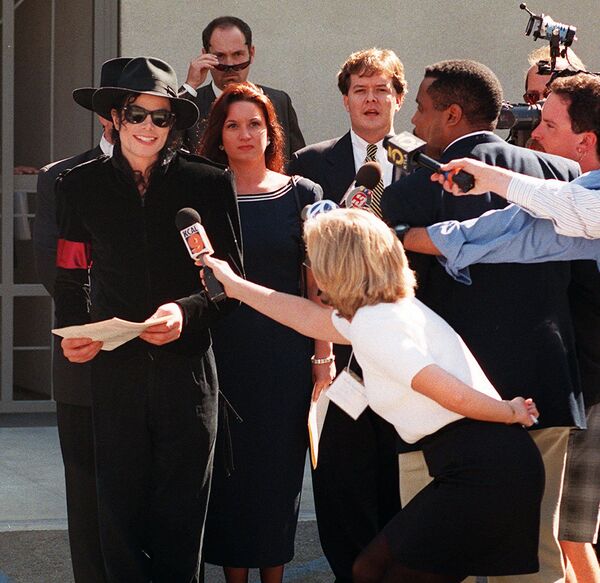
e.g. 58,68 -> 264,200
304,209 -> 416,319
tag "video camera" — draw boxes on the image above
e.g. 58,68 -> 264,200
499,5 -> 578,138
497,101 -> 543,131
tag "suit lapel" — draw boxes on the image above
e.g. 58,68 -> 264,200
325,132 -> 356,199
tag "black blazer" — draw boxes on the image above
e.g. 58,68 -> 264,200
54,151 -> 243,359
287,132 -> 355,204
183,84 -> 305,162
382,132 -> 585,429
33,146 -> 103,406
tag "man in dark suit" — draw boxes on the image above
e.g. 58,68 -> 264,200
32,57 -> 130,583
288,48 -> 406,583
382,59 -> 585,583
180,15 -> 304,161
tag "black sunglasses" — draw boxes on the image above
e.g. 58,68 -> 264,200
122,104 -> 176,128
213,59 -> 251,72
523,88 -> 550,105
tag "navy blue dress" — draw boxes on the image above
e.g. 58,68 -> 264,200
204,177 -> 322,567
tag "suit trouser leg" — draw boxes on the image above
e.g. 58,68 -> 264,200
398,450 -> 432,507
312,405 -> 400,583
56,402 -> 106,583
91,350 -> 217,583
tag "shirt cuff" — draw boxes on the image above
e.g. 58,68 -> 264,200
426,222 -> 473,285
182,83 -> 198,97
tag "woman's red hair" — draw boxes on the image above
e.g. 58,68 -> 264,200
199,82 -> 285,172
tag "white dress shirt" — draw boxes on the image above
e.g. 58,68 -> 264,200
350,130 -> 394,187
100,134 -> 114,157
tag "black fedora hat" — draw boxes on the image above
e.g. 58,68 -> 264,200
92,57 -> 199,130
72,58 -> 132,111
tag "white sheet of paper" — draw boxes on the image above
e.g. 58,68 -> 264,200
52,316 -> 171,351
308,390 -> 330,469
325,370 -> 369,420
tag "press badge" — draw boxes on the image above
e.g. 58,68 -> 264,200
326,368 -> 368,420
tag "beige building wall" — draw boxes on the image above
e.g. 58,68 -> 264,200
122,1 -> 600,146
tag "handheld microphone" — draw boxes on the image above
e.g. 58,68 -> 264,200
384,132 -> 475,193
340,162 -> 382,209
300,199 -> 339,221
175,207 -> 226,302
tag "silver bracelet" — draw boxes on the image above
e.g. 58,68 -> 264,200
311,355 -> 335,365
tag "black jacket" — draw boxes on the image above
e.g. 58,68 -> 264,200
55,149 -> 243,357
34,146 -> 103,406
288,132 -> 355,204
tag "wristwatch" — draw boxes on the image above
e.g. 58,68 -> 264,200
392,223 -> 411,243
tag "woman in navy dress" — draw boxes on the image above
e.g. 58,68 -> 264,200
199,82 -> 334,583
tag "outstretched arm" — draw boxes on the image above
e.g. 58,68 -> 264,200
203,254 -> 350,345
431,158 -> 600,239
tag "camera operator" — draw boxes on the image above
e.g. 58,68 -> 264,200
524,46 -> 585,107
405,70 -> 600,583
506,46 -> 585,149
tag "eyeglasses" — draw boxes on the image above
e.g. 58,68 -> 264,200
523,88 -> 551,105
213,59 -> 251,72
122,104 -> 176,128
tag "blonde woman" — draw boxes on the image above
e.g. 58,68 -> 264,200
203,209 -> 544,583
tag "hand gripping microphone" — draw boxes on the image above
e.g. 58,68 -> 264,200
384,132 -> 475,193
175,207 -> 226,302
340,162 -> 382,209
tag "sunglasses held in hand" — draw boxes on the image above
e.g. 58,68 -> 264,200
122,104 -> 176,128
212,59 -> 251,72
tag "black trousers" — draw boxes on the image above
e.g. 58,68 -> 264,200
91,348 -> 218,583
56,402 -> 106,583
312,404 -> 401,583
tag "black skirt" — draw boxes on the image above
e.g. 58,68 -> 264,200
382,419 -> 545,576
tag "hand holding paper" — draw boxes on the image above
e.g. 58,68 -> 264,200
53,313 -> 173,358
140,303 -> 184,346
61,336 -> 103,363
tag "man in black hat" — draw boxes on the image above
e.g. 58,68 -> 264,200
33,56 -> 130,583
54,56 -> 243,583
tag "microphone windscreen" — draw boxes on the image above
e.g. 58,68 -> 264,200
176,207 -> 201,230
355,162 -> 382,190
300,204 -> 312,221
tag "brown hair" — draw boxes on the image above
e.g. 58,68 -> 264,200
550,73 -> 600,157
199,82 -> 285,172
304,209 -> 416,319
337,48 -> 407,97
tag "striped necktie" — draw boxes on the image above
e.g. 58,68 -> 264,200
365,143 -> 384,218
